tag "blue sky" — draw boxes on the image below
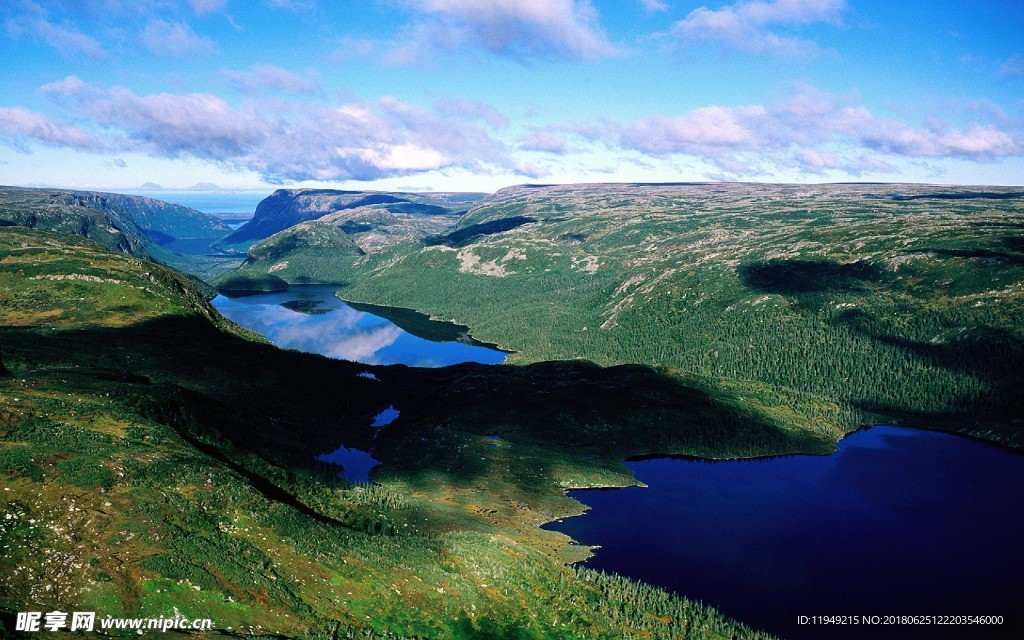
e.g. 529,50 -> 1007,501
1,0 -> 1022,192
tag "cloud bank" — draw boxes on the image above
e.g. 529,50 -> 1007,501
553,85 -> 1024,177
33,76 -> 513,182
4,76 -> 1021,184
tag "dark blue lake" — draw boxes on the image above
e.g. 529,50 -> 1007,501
316,445 -> 380,484
546,426 -> 1024,640
212,285 -> 507,367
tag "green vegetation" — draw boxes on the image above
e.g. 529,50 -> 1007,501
234,183 -> 1024,447
0,185 -> 243,283
215,271 -> 290,293
226,220 -> 366,285
1,225 -> 780,638
6,181 -> 1022,638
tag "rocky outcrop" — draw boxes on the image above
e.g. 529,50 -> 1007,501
221,188 -> 485,245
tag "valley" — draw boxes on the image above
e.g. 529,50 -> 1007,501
233,183 -> 1024,449
1,182 -> 1022,639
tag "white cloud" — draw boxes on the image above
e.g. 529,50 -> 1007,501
434,98 -> 510,128
670,0 -> 845,57
221,65 -> 322,95
44,78 -> 266,157
618,106 -> 767,154
38,77 -> 515,182
389,0 -> 617,62
5,4 -> 107,59
0,106 -> 104,151
519,130 -> 568,153
997,53 -> 1024,78
567,84 -> 1023,177
140,19 -> 216,57
793,147 -> 840,172
268,0 -> 316,9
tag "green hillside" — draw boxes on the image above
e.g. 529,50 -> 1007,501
231,219 -> 367,285
0,186 -> 229,251
235,182 -> 1024,447
0,186 -> 153,257
0,186 -> 243,282
1,225 -> 782,638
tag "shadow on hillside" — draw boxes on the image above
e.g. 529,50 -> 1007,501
424,216 -> 536,248
739,258 -> 884,295
1,314 -> 825,509
848,400 -> 1024,449
834,308 -> 1024,422
1004,235 -> 1024,253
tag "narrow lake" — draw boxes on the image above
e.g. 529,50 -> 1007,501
212,285 -> 507,367
546,426 -> 1024,640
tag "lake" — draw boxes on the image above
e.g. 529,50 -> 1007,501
211,285 -> 508,367
212,286 -> 505,483
546,426 -> 1024,640
209,288 -> 1022,637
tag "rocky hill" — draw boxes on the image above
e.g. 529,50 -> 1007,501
0,185 -> 242,280
220,188 -> 485,246
0,186 -> 230,256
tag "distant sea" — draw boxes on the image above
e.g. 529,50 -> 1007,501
115,190 -> 270,215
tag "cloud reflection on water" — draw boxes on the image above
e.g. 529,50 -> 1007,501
217,297 -> 402,363
212,286 -> 507,367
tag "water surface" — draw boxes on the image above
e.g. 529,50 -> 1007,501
547,426 -> 1024,639
212,285 -> 507,366
316,445 -> 380,483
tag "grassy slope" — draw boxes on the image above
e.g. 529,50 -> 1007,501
250,183 -> 1021,448
1,227 -> 781,639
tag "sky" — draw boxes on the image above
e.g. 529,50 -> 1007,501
1,0 -> 1022,193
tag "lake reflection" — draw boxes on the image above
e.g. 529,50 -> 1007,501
212,286 -> 507,366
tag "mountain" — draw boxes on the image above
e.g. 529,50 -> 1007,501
0,223 -> 780,639
0,186 -> 154,257
101,191 -> 230,239
230,182 -> 1024,448
0,186 -> 230,254
219,188 -> 486,246
221,219 -> 366,286
0,185 -> 242,281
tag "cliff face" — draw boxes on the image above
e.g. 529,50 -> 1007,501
0,187 -> 152,257
0,186 -> 230,258
221,188 -> 485,244
100,192 -> 230,238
